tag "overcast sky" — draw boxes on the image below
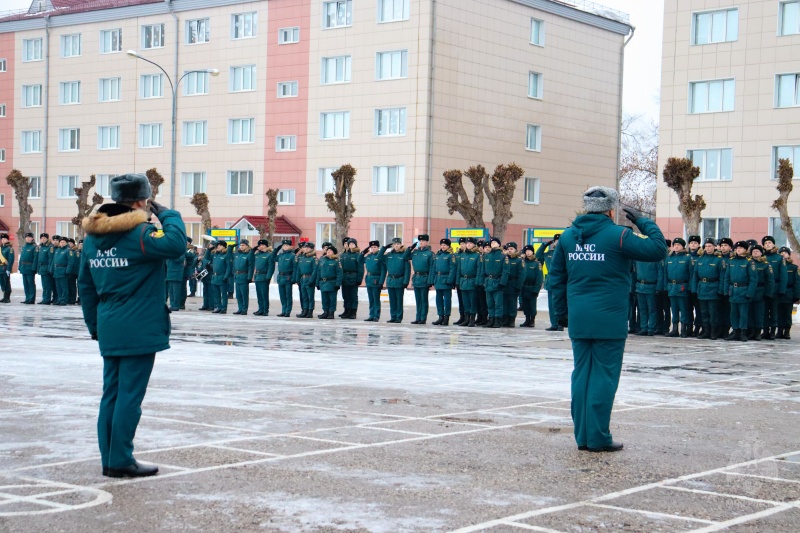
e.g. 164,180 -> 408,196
3,0 -> 663,122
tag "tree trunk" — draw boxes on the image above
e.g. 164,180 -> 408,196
485,163 -> 525,241
772,158 -> 800,253
146,168 -> 165,204
443,167 -> 486,228
5,169 -> 33,254
72,174 -> 103,240
190,193 -> 212,233
324,165 -> 357,245
266,189 -> 279,243
662,157 -> 705,236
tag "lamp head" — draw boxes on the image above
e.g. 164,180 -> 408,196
126,50 -> 139,58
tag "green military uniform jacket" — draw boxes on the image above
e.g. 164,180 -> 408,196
294,250 -> 318,286
410,246 -> 435,288
634,260 -> 663,295
0,243 -> 15,274
384,246 -> 411,289
232,245 -> 255,283
183,248 -> 198,280
18,242 -> 39,274
253,248 -> 276,282
275,248 -> 296,285
504,253 -> 525,294
455,248 -> 481,291
690,253 -> 726,300
79,207 -> 187,357
780,259 -> 800,303
764,249 -> 788,296
664,251 -> 693,298
52,246 -> 70,279
479,248 -> 508,292
66,247 -> 81,277
165,253 -> 185,282
199,248 -> 213,281
521,256 -> 543,294
316,255 -> 343,291
723,255 -> 758,304
364,250 -> 387,288
340,249 -> 365,286
752,257 -> 775,300
432,250 -> 457,290
210,248 -> 230,285
535,242 -> 555,289
37,241 -> 54,275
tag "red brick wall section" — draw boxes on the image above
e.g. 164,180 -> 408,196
0,34 -> 14,229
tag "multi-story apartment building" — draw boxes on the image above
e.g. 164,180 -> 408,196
0,0 -> 631,247
658,0 -> 800,246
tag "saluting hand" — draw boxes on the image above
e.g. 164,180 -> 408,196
623,207 -> 643,225
149,200 -> 168,218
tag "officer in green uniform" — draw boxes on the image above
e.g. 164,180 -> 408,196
690,238 -> 725,339
66,238 -> 80,304
210,241 -> 230,314
502,242 -> 524,327
294,242 -> 318,318
549,187 -> 666,452
252,239 -> 276,316
519,245 -> 543,328
536,234 -> 561,331
778,246 -> 800,339
762,236 -> 787,339
52,237 -> 71,306
385,238 -> 410,323
717,237 -> 734,337
339,238 -> 365,319
410,235 -> 434,325
655,238 -> 671,335
198,241 -> 215,311
19,232 -> 39,304
474,240 -> 490,325
664,237 -> 692,337
453,238 -> 467,325
181,238 -> 197,307
723,241 -> 758,342
635,249 -> 664,336
431,238 -> 457,326
37,233 -> 55,305
165,246 -> 185,311
316,245 -> 343,319
79,173 -> 186,478
0,234 -> 15,303
455,238 -> 481,327
686,235 -> 702,336
363,240 -> 387,322
748,245 -> 775,341
232,239 -> 255,315
274,240 -> 296,317
480,237 -> 508,329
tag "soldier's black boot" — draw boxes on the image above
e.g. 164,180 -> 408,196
491,317 -> 503,328
458,314 -> 470,327
709,326 -> 719,340
505,316 -> 515,327
442,315 -> 450,326
475,314 -> 487,326
482,318 -> 495,328
467,314 -> 475,327
784,326 -> 792,340
0,291 -> 9,303
519,315 -> 529,327
454,315 -> 466,326
746,328 -> 755,340
667,323 -> 679,337
726,329 -> 738,341
739,329 -> 749,342
767,327 -> 777,340
318,310 -> 328,319
679,324 -> 689,338
698,325 -> 710,339
752,328 -> 762,341
296,309 -> 306,318
432,316 -> 443,325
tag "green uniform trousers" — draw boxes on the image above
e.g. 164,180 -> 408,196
460,289 -> 475,315
764,296 -> 779,328
189,277 -> 197,296
342,284 -> 358,312
201,280 -> 212,309
40,273 -> 54,304
669,295 -> 690,325
731,302 -> 749,330
278,284 -> 293,315
486,289 -> 503,318
68,275 -> 78,304
748,300 -> 765,330
476,287 -> 488,316
22,273 -> 36,303
167,281 -> 182,310
698,299 -> 720,328
778,302 -> 794,328
547,291 -> 558,327
570,338 -> 625,449
213,283 -> 228,312
98,354 -> 155,469
414,287 -> 429,321
435,289 -> 452,317
299,284 -> 315,312
388,288 -> 404,321
235,281 -> 249,313
636,293 -> 657,334
321,290 -> 337,312
55,276 -> 68,305
503,291 -> 520,321
367,286 -> 382,319
255,281 -> 269,314
520,289 -> 537,317
179,278 -> 188,308
226,276 -> 234,297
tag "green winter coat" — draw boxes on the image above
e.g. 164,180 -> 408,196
364,250 -> 387,288
764,249 -> 788,296
79,206 -> 187,357
479,248 -> 508,292
504,253 -> 525,294
316,255 -> 343,291
634,260 -> 663,295
37,242 -> 54,274
294,250 -> 318,286
52,246 -> 70,279
384,246 -> 411,288
752,257 -> 775,300
432,249 -> 457,290
690,253 -> 726,300
0,243 -> 15,274
165,253 -> 185,282
549,213 -> 667,340
409,246 -> 434,288
275,248 -> 296,285
340,249 -> 365,286
535,242 -> 556,289
455,248 -> 481,290
253,248 -> 276,282
210,248 -> 230,285
183,248 -> 198,279
66,247 -> 81,276
780,260 -> 800,303
521,255 -> 543,294
199,248 -> 213,280
664,251 -> 693,298
18,242 -> 39,274
723,255 -> 758,304
232,246 -> 255,283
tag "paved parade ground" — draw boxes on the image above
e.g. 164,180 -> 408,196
2,297 -> 800,532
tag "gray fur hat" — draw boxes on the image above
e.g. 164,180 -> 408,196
583,186 -> 619,214
110,174 -> 152,203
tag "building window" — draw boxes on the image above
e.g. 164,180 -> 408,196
528,72 -> 543,99
375,108 -> 406,137
0,58 -> 6,71
58,128 -> 81,152
531,18 -> 545,46
378,0 -> 409,22
376,50 -> 408,80
97,126 -> 120,150
692,9 -> 738,45
227,170 -> 253,195
0,149 -> 4,162
318,168 -> 336,194
773,145 -> 800,179
140,74 -> 164,99
22,131 -> 41,154
139,123 -> 163,148
523,177 -> 540,204
99,77 -> 121,102
232,12 -> 258,39
320,112 -> 350,140
700,218 -> 730,241
95,174 -> 114,197
185,222 -> 202,244
183,71 -> 209,96
276,135 -> 297,152
59,81 -> 81,105
372,223 -> 402,244
688,148 -> 733,181
186,18 -> 210,44
22,85 -> 42,107
526,124 -> 542,152
181,172 -> 206,196
0,104 -> 5,117
56,222 -> 78,239
57,176 -> 79,199
776,73 -> 800,108
278,26 -> 300,44
230,65 -> 256,92
323,0 -> 352,29
780,1 -> 800,36
769,217 -> 800,247
317,223 -> 335,249
29,176 -> 41,198
277,81 -> 299,97
373,166 -> 405,193
228,118 -> 255,144
183,121 -> 208,146
22,38 -> 43,62
100,29 -> 122,53
0,194 -> 4,207
689,79 -> 735,113
142,24 -> 165,49
322,56 -> 352,84
60,34 -> 81,57
278,189 -> 295,205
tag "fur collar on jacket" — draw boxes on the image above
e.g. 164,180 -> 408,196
344,247 -> 360,254
83,209 -> 149,236
390,246 -> 406,253
506,251 -> 520,259
323,253 -> 339,260
302,250 -> 316,257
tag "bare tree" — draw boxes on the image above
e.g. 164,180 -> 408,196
145,168 -> 165,204
5,169 -> 33,250
443,166 -> 487,228
266,189 -> 278,242
772,158 -> 800,253
190,193 -> 212,232
484,163 -> 525,241
324,164 -> 357,244
71,174 -> 104,239
619,114 -> 658,214
663,157 -> 705,235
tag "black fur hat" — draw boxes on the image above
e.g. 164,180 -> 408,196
110,174 -> 152,203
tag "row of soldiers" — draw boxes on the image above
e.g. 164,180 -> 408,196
0,233 -> 83,306
634,235 -> 800,341
192,234 -> 550,327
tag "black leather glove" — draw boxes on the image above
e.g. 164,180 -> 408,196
149,200 -> 168,218
623,207 -> 643,225
409,242 -> 418,250
557,316 -> 568,328
546,240 -> 554,247
91,332 -> 98,341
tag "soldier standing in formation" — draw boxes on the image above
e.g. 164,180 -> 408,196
686,235 -> 702,335
363,240 -> 387,322
664,237 -> 692,337
53,237 -> 71,306
634,247 -> 663,336
717,238 -> 733,336
66,239 -> 81,305
339,238 -> 364,319
37,233 -> 55,305
232,239 -> 254,315
186,238 -> 198,299
748,245 -> 775,341
691,238 -> 725,339
410,235 -> 434,325
274,239 -> 296,317
384,238 -> 410,323
431,238 -> 456,326
453,238 -> 466,325
535,234 -> 561,331
19,233 -> 38,304
724,241 -> 758,342
778,246 -> 800,338
252,239 -> 276,316
166,246 -> 185,312
762,236 -> 787,339
0,234 -> 14,303
501,242 -> 524,328
317,245 -> 343,319
294,242 -> 318,318
455,237 -> 481,327
481,237 -> 508,329
475,240 -> 490,325
519,244 -> 543,328
198,241 -> 215,311
210,240 -> 230,314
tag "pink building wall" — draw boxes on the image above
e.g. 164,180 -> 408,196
0,33 -> 14,232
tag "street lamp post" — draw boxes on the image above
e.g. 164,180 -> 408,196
127,50 -> 219,209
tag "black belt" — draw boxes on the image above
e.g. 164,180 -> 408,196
733,283 -> 747,287
700,278 -> 718,283
637,280 -> 657,285
669,280 -> 687,284
388,275 -> 403,279
320,277 -> 334,282
758,283 -> 765,287
486,275 -> 498,279
235,270 -> 246,274
461,275 -> 476,279
279,272 -> 292,276
301,274 -> 311,278
524,282 -> 538,286
414,272 -> 429,276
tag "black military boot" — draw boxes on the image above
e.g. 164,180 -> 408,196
519,315 -> 530,327
296,309 -> 306,318
784,326 -> 792,340
679,324 -> 689,338
0,291 -> 10,303
432,316 -> 443,325
667,323 -> 679,338
709,326 -> 719,340
458,314 -> 470,327
491,317 -> 503,328
726,329 -> 738,341
475,314 -> 487,326
752,328 -> 762,341
698,325 -> 710,339
318,310 -> 328,319
746,328 -> 756,340
467,314 -> 475,327
767,327 -> 777,340
454,315 -> 466,326
482,318 -> 495,328
739,329 -> 749,342
505,316 -> 515,328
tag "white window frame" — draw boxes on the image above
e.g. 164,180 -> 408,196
181,172 -> 207,196
228,118 -> 256,144
60,33 -> 82,58
0,149 -> 4,163
139,123 -> 163,148
277,81 -> 299,98
183,71 -> 210,96
58,128 -> 81,152
769,217 -> 800,248
317,222 -> 335,249
56,221 -> 78,239
232,12 -> 258,39
140,74 -> 164,99
22,38 -> 43,62
277,189 -> 296,205
186,18 -> 210,45
526,124 -> 542,152
371,223 -> 403,244
779,1 -> 800,36
230,65 -> 256,92
376,50 -> 408,80
523,177 -> 540,205
374,107 -> 407,137
0,193 -> 4,207
321,55 -> 352,84
318,168 -> 336,195
22,84 -> 42,108
687,148 -> 733,182
278,26 -> 300,44
57,175 -> 80,199
372,166 -> 405,194
378,0 -> 410,23
276,135 -> 297,152
227,170 -> 254,196
0,58 -> 6,72
97,125 -> 120,150
691,8 -> 738,45
320,111 -> 350,140
528,71 -> 543,99
689,78 -> 735,114
22,131 -> 41,154
99,77 -> 121,102
776,73 -> 800,108
772,145 -> 800,180
0,104 -> 4,117
95,174 -> 114,197
183,120 -> 208,146
59,81 -> 81,105
28,176 -> 41,199
322,0 -> 353,29
531,18 -> 545,46
100,28 -> 122,54
142,24 -> 165,49
185,222 -> 202,244
699,218 -> 731,241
